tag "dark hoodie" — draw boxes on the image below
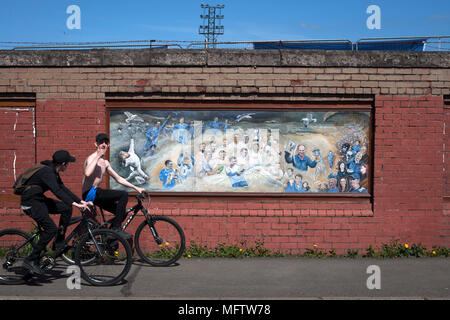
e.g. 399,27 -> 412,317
20,160 -> 81,207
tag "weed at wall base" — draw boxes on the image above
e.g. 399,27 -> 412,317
181,240 -> 450,259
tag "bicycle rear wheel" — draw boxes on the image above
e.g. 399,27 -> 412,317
74,229 -> 132,286
135,216 -> 185,266
0,229 -> 35,285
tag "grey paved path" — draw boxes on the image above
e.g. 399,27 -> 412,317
1,257 -> 449,300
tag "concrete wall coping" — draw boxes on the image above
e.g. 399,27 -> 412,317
0,49 -> 449,68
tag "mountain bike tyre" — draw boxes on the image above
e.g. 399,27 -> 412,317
0,228 -> 34,285
134,216 -> 185,266
74,229 -> 132,286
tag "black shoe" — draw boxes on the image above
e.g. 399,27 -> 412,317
52,231 -> 66,252
23,258 -> 44,275
51,240 -> 65,252
52,244 -> 71,258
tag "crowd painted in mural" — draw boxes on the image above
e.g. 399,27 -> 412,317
109,109 -> 370,194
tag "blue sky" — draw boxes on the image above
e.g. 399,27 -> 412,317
0,0 -> 449,45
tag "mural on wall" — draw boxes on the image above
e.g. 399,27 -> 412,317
109,108 -> 370,194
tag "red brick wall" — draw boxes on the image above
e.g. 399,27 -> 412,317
373,95 -> 445,245
0,105 -> 36,231
445,100 -> 450,197
444,100 -> 450,218
0,51 -> 449,253
34,99 -> 106,184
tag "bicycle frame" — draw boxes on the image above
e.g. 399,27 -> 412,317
94,193 -> 166,247
96,194 -> 150,232
2,213 -> 103,273
39,213 -> 104,260
60,214 -> 106,259
83,193 -> 185,267
122,202 -> 146,231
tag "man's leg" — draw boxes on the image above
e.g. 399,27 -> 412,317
22,200 -> 58,274
94,188 -> 128,230
45,197 -> 72,250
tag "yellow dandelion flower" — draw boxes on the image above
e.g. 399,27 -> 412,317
313,244 -> 318,248
432,250 -> 436,255
404,244 -> 409,249
239,248 -> 243,252
187,254 -> 191,258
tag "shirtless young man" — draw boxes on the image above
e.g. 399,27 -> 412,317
82,133 -> 145,237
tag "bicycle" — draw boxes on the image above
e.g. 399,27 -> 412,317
62,192 -> 185,267
0,208 -> 133,286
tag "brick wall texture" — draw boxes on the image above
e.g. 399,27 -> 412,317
0,49 -> 449,254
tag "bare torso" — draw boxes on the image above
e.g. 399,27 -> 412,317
82,152 -> 109,194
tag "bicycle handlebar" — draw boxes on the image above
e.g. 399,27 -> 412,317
136,191 -> 149,201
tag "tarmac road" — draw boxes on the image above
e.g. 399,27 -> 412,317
0,257 -> 449,300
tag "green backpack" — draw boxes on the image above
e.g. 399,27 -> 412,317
12,163 -> 47,195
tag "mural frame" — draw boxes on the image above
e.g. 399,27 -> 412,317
106,101 -> 373,198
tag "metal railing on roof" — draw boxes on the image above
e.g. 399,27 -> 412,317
185,39 -> 353,49
355,35 -> 450,51
0,36 -> 449,51
0,39 -> 353,50
0,40 -> 184,50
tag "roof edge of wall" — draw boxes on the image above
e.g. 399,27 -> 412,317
0,49 -> 448,68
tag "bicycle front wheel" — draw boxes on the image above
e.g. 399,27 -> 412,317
135,216 -> 185,266
61,219 -> 99,266
0,228 -> 35,285
74,229 -> 132,286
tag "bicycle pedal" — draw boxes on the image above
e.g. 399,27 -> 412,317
40,256 -> 55,271
2,261 -> 12,270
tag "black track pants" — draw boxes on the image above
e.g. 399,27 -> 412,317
22,197 -> 72,261
83,188 -> 128,230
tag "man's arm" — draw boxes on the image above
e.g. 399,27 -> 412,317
145,127 -> 152,139
60,184 -> 82,203
106,160 -> 145,193
128,138 -> 135,154
284,151 -> 293,164
40,167 -> 76,207
158,169 -> 166,182
307,156 -> 317,168
40,167 -> 88,210
84,151 -> 103,177
160,116 -> 170,131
